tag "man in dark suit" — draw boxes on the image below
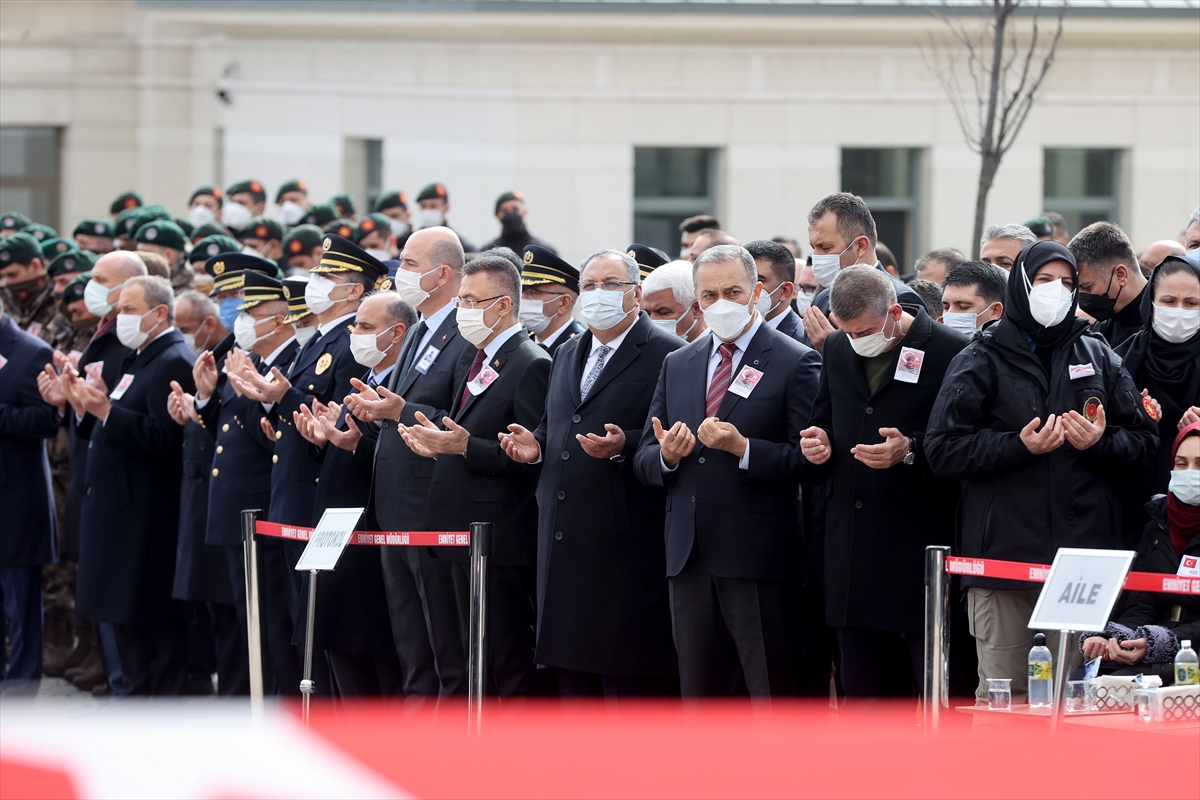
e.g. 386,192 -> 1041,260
501,249 -> 682,698
66,275 -> 196,696
400,255 -> 551,697
0,309 -> 60,682
519,245 -> 583,356
345,226 -> 477,698
633,245 -> 821,698
800,265 -> 968,698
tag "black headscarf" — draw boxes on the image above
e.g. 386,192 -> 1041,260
1118,255 -> 1200,427
1005,240 -> 1086,350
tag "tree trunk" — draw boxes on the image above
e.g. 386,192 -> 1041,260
971,152 -> 1002,259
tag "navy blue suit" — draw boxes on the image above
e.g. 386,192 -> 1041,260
540,318 -> 585,357
0,314 -> 59,680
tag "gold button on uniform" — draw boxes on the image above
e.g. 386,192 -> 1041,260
216,445 -> 223,454
222,423 -> 230,432
275,430 -> 282,440
211,468 -> 219,477
272,454 -> 278,463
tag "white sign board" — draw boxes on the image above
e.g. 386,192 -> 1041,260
1028,547 -> 1135,631
295,507 -> 364,572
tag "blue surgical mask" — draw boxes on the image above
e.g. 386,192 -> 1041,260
1185,248 -> 1200,267
218,296 -> 241,329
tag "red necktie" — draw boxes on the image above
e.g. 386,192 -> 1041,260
705,343 -> 736,417
458,349 -> 487,412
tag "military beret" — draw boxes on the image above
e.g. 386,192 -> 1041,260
300,202 -> 339,227
189,185 -> 223,206
1,211 -> 34,232
238,269 -> 286,311
117,206 -> 170,238
281,224 -> 324,258
322,219 -> 356,240
521,244 -> 579,294
135,220 -> 187,251
39,237 -> 78,261
282,276 -> 314,325
238,216 -> 284,243
494,190 -> 524,215
0,233 -> 43,265
275,179 -> 308,204
311,234 -> 389,288
373,190 -> 408,213
1024,216 -> 1054,238
109,191 -> 143,216
47,249 -> 97,279
626,243 -> 669,279
61,271 -> 92,306
190,220 -> 232,243
73,219 -> 114,239
189,234 -> 242,264
329,192 -> 356,218
226,180 -> 267,203
20,223 -> 58,242
174,216 -> 195,239
416,183 -> 448,204
204,251 -> 277,294
353,213 -> 392,244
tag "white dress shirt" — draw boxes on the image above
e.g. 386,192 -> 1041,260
579,322 -> 633,395
416,300 -> 455,357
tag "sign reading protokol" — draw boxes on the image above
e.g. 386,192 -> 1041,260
1028,548 -> 1135,631
295,507 -> 365,572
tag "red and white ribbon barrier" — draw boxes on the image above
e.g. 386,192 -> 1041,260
254,520 -> 469,547
945,556 -> 1200,596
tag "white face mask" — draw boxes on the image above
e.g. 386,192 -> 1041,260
392,265 -> 441,308
233,313 -> 268,350
413,208 -> 444,230
294,324 -> 317,346
181,332 -> 197,351
1185,248 -> 1200,266
221,201 -> 252,230
84,278 -> 122,317
390,218 -> 409,238
1023,271 -> 1074,328
795,291 -> 814,313
279,201 -> 305,227
848,311 -> 897,358
188,204 -> 215,227
455,299 -> 501,347
651,309 -> 698,341
942,309 -> 987,337
241,244 -> 266,259
755,283 -> 786,318
578,288 -> 633,331
811,241 -> 855,288
305,274 -> 343,315
1170,468 -> 1200,506
519,297 -> 554,335
365,248 -> 391,263
350,328 -> 395,369
1152,304 -> 1200,344
703,296 -> 754,341
116,306 -> 160,350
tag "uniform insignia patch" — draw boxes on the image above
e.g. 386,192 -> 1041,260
316,353 -> 333,375
1082,396 -> 1101,423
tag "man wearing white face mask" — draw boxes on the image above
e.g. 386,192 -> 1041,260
747,240 -> 811,348
275,179 -> 310,228
940,261 -> 1006,337
187,185 -> 223,229
926,241 -> 1158,704
799,265 -> 968,699
352,213 -> 397,265
222,180 -> 266,233
238,217 -> 284,262
641,260 -> 707,343
64,275 -> 196,696
633,245 -> 820,698
519,245 -> 583,355
412,183 -> 475,252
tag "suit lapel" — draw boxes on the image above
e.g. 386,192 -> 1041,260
578,316 -> 647,408
396,312 -> 459,396
567,329 -> 590,408
454,331 -> 523,422
688,332 -> 712,428
715,325 -> 773,420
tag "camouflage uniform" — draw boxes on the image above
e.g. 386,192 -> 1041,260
0,276 -> 57,345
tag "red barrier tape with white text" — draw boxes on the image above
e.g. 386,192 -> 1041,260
945,556 -> 1200,596
254,520 -> 469,547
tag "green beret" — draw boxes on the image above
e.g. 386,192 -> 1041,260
281,224 -> 323,258
39,237 -> 78,261
190,234 -> 242,264
373,191 -> 408,213
353,213 -> 392,244
494,190 -> 524,215
416,183 -> 448,203
239,216 -> 284,242
109,191 -> 142,216
300,202 -> 339,227
275,179 -> 308,204
48,249 -> 97,279
20,223 -> 57,242
116,206 -> 170,238
173,216 -> 195,239
61,271 -> 92,305
0,233 -> 43,265
73,219 -> 114,239
1,211 -> 33,231
189,185 -> 223,206
329,192 -> 356,218
1024,216 -> 1054,238
323,219 -> 356,240
135,220 -> 187,251
226,180 -> 266,203
190,220 -> 232,243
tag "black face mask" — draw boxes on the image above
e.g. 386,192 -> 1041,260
500,212 -> 526,235
1077,270 -> 1117,321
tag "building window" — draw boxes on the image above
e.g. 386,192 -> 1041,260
1043,148 -> 1121,236
633,147 -> 717,258
0,127 -> 61,229
841,148 -> 922,272
343,138 -> 383,216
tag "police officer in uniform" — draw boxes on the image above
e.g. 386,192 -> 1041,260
520,245 -> 583,357
627,243 -> 670,281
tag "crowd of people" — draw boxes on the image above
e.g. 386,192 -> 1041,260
1,179 -> 1198,704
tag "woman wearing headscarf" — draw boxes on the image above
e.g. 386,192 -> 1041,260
1079,422 -> 1200,682
925,241 -> 1158,704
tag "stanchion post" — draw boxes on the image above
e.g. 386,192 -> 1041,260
923,546 -> 951,733
300,569 -> 319,727
241,509 -> 265,717
1051,628 -> 1072,733
467,522 -> 493,734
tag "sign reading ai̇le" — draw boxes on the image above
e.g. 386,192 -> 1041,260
1028,548 -> 1135,632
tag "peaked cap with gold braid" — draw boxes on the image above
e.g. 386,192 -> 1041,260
520,244 -> 579,294
310,233 -> 391,290
237,270 -> 286,311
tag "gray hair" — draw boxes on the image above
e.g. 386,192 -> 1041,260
914,247 -> 966,274
642,260 -> 696,310
1189,207 -> 1200,228
581,249 -> 640,285
176,289 -> 218,322
365,289 -> 418,329
125,274 -> 175,324
980,223 -> 1037,252
829,264 -> 896,322
462,254 -> 521,306
692,244 -> 756,286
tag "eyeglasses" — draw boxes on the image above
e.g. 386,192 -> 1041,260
452,294 -> 504,310
580,280 -> 637,293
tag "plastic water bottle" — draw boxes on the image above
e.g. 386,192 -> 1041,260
1028,633 -> 1053,707
1176,640 -> 1199,686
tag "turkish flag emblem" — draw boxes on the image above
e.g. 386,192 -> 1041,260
1185,557 -> 1198,569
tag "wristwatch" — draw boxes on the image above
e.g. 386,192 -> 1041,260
902,436 -> 916,466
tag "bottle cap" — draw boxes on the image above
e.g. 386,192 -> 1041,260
1184,640 -> 1192,649
1033,633 -> 1046,647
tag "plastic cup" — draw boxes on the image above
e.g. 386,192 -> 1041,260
1065,680 -> 1089,712
987,678 -> 1012,711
